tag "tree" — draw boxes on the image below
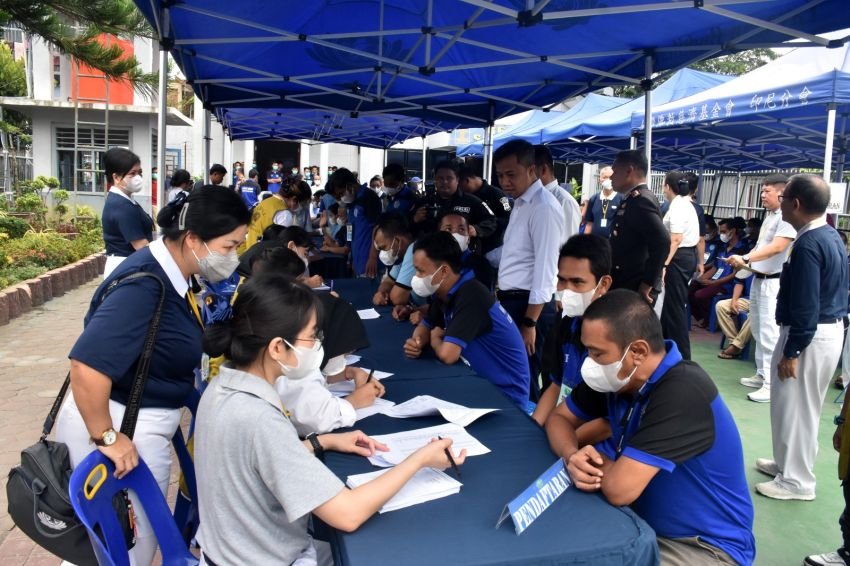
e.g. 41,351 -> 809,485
0,0 -> 158,97
613,48 -> 777,98
0,41 -> 30,190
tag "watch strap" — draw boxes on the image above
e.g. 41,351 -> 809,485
306,433 -> 325,461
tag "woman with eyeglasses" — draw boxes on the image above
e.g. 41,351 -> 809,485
195,274 -> 465,566
101,147 -> 154,278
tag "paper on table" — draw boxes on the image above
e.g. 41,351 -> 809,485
313,284 -> 331,291
327,369 -> 394,397
345,354 -> 362,365
382,395 -> 498,427
367,423 -> 490,467
355,398 -> 396,421
346,467 -> 462,513
357,308 -> 381,320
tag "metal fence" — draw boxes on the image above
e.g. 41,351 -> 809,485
0,150 -> 33,196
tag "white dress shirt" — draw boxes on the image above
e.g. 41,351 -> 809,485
275,369 -> 356,436
663,195 -> 700,248
543,180 -> 582,239
751,208 -> 796,274
498,179 -> 566,304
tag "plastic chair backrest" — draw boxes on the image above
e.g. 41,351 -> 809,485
68,450 -> 198,566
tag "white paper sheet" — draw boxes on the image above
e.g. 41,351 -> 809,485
346,467 -> 462,513
313,284 -> 331,291
382,395 -> 498,427
327,369 -> 394,397
345,354 -> 362,365
357,308 -> 381,320
367,423 -> 490,467
355,398 -> 396,421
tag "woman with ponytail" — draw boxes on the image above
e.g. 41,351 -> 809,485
56,185 -> 250,565
195,274 -> 466,566
101,147 -> 155,277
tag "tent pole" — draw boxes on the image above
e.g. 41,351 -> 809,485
629,134 -> 637,150
482,123 -> 494,181
824,104 -> 837,182
156,19 -> 168,214
643,54 -> 653,174
734,172 -> 741,217
203,109 -> 212,184
421,135 -> 428,185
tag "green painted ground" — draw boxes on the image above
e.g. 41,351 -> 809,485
690,330 -> 844,566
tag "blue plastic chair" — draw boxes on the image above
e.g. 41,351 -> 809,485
68,451 -> 199,566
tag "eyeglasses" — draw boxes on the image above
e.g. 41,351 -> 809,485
294,330 -> 324,348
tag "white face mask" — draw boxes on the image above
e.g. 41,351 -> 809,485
123,175 -> 144,194
581,342 -> 636,393
719,232 -> 731,243
378,238 -> 400,266
601,179 -> 612,191
451,233 -> 469,253
341,190 -> 355,204
560,281 -> 600,318
322,354 -> 347,377
277,338 -> 324,380
411,266 -> 445,297
193,243 -> 239,283
384,185 -> 402,197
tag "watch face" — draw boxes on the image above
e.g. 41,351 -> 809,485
103,430 -> 118,446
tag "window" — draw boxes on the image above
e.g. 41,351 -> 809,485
56,127 -> 130,192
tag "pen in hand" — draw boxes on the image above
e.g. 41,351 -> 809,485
438,435 -> 462,479
366,369 -> 375,383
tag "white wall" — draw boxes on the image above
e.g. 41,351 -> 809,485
31,38 -> 53,101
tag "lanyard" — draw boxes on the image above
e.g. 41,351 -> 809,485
186,290 -> 204,329
615,386 -> 648,456
601,198 -> 610,218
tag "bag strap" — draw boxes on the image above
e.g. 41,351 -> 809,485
40,271 -> 167,441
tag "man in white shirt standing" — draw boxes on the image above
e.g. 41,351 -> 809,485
496,140 -> 566,402
534,145 -> 582,239
726,173 -> 795,403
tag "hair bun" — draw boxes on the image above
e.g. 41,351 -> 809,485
202,320 -> 235,358
156,194 -> 187,229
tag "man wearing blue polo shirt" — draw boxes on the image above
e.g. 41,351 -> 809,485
382,163 -> 416,215
402,231 -> 530,408
550,289 -> 754,565
329,168 -> 381,278
371,213 -> 423,320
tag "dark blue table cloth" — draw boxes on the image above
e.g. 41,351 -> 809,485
322,281 -> 659,566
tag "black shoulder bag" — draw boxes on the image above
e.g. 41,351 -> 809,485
6,272 -> 166,565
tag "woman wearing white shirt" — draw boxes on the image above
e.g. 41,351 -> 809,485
661,171 -> 700,360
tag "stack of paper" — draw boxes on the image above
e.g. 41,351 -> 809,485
367,423 -> 490,468
357,308 -> 381,320
383,395 -> 499,427
346,467 -> 462,513
355,398 -> 396,421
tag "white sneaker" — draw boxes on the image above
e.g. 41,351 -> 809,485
740,375 -> 764,388
755,479 -> 815,501
748,385 -> 771,403
804,551 -> 849,565
755,458 -> 779,476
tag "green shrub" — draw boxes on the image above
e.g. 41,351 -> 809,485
0,215 -> 30,239
0,264 -> 47,289
15,192 -> 44,214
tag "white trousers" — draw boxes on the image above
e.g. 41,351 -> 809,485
770,321 -> 843,494
56,392 -> 181,566
750,278 -> 781,385
103,255 -> 127,279
842,326 -> 850,381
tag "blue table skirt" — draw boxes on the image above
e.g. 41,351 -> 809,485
321,377 -> 659,564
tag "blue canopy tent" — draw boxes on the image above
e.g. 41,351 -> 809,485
456,109 -> 563,156
216,107 -> 458,149
134,0 -> 850,204
631,42 -> 850,177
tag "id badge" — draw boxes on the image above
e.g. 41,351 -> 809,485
346,224 -> 353,243
711,268 -> 724,280
600,219 -> 608,228
557,383 -> 572,406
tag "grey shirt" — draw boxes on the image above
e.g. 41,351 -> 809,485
195,365 -> 344,564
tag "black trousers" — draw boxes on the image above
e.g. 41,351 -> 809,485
497,290 -> 555,403
661,246 -> 697,360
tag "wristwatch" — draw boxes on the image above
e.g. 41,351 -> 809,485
92,428 -> 118,447
742,254 -> 751,265
521,317 -> 537,328
306,432 -> 325,461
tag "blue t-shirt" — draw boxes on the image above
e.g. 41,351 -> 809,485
584,192 -> 622,238
703,236 -> 722,265
239,180 -> 260,209
567,342 -> 755,565
348,186 -> 382,276
385,186 -> 416,216
423,271 -> 530,407
319,193 -> 337,213
102,191 -> 154,256
267,171 -> 282,194
711,239 -> 748,290
550,318 -> 585,390
388,244 -> 424,305
70,245 -> 203,409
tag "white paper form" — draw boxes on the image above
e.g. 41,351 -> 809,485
357,308 -> 381,320
355,398 -> 396,421
367,423 -> 490,467
382,395 -> 499,427
345,355 -> 362,365
346,467 -> 462,513
327,369 -> 394,397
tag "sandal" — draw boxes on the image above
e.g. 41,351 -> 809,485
718,346 -> 742,359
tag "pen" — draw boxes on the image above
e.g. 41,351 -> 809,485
366,369 -> 375,383
438,435 -> 462,479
